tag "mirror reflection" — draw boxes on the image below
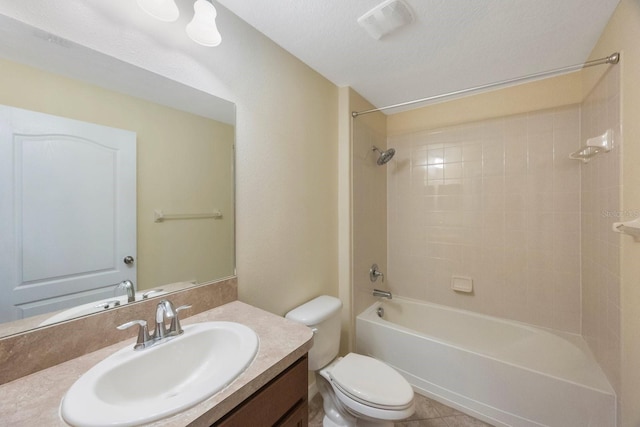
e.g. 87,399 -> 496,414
0,15 -> 235,337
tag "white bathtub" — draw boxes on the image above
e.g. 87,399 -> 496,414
356,297 -> 615,427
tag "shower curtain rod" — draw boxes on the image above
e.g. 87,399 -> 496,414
352,52 -> 620,118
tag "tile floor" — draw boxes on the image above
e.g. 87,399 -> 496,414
308,392 -> 494,427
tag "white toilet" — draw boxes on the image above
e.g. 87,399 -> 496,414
286,295 -> 414,427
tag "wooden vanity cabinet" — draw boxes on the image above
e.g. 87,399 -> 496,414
213,355 -> 309,427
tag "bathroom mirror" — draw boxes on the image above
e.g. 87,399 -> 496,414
0,15 -> 235,337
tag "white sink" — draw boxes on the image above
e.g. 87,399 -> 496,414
61,321 -> 259,427
39,291 -> 167,326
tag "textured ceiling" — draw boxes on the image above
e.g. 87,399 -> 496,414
217,0 -> 621,113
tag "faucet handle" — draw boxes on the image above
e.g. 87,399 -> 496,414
117,320 -> 151,350
142,289 -> 164,299
94,300 -> 121,310
169,305 -> 192,335
369,263 -> 385,282
176,304 -> 192,313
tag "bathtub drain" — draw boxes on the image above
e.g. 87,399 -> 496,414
377,307 -> 384,318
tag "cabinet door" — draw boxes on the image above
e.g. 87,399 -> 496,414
214,356 -> 308,427
277,400 -> 308,427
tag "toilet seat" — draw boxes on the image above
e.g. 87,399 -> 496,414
327,353 -> 414,411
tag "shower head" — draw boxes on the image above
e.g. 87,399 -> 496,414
372,146 -> 396,165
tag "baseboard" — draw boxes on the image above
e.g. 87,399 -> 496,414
309,380 -> 318,400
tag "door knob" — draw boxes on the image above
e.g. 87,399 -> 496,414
123,256 -> 135,265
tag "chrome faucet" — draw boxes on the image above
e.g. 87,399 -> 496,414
115,280 -> 136,303
117,299 -> 192,350
373,289 -> 392,299
153,299 -> 176,340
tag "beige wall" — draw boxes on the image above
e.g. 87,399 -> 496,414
584,1 -> 640,425
387,72 -> 582,136
0,57 -> 235,291
232,41 -> 339,316
337,87 -> 389,354
229,21 -> 340,391
349,90 -> 388,324
337,87 -> 353,354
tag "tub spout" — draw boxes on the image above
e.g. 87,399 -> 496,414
373,289 -> 392,299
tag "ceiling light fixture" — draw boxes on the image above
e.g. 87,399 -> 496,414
137,0 -> 222,47
136,0 -> 180,22
186,0 -> 222,47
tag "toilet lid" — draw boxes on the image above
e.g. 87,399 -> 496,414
329,353 -> 413,410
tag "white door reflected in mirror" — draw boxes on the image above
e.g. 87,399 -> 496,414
0,105 -> 136,323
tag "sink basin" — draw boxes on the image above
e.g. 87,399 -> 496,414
39,291 -> 167,326
61,321 -> 259,427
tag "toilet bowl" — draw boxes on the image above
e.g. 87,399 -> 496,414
285,295 -> 414,427
319,354 -> 414,426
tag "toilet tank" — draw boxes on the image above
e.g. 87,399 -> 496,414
285,295 -> 342,371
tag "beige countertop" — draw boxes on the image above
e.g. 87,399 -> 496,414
0,301 -> 313,426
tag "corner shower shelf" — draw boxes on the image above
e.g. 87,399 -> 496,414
569,129 -> 612,163
612,217 -> 640,240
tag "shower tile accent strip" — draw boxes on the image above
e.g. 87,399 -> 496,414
387,106 -> 582,333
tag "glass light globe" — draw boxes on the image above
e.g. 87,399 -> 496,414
186,0 -> 222,47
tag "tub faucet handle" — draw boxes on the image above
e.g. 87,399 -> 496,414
370,263 -> 385,282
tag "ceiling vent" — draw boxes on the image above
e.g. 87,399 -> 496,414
357,0 -> 414,40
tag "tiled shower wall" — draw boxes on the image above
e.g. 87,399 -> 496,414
581,66 -> 621,395
387,106 -> 583,332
